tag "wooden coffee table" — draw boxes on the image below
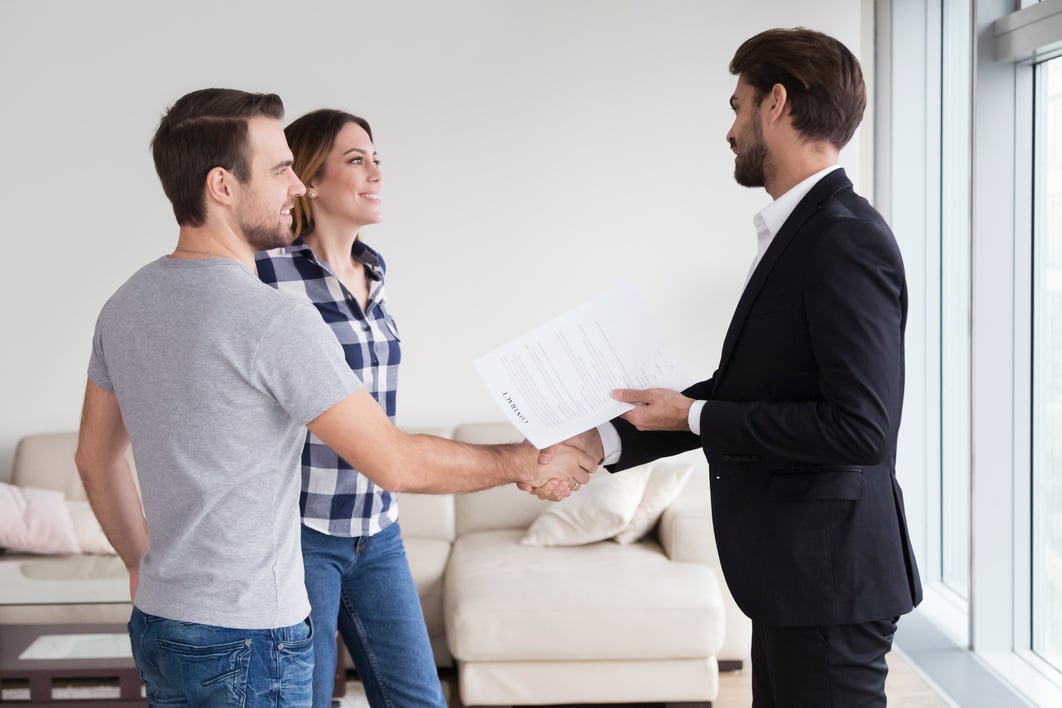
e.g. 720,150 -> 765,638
0,623 -> 143,706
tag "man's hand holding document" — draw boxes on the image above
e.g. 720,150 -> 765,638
474,283 -> 692,496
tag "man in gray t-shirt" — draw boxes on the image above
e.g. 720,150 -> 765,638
75,88 -> 594,708
88,256 -> 357,629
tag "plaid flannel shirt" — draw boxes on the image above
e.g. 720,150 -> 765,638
256,238 -> 401,537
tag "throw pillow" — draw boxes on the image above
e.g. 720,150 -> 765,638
613,462 -> 694,545
0,481 -> 80,554
66,500 -> 118,555
520,463 -> 653,546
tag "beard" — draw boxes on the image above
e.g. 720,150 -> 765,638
237,203 -> 294,251
733,120 -> 769,188
243,221 -> 293,250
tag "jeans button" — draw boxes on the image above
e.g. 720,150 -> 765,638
277,643 -> 284,650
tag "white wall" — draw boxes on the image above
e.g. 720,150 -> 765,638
0,0 -> 866,478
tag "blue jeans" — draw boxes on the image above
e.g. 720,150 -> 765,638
128,606 -> 314,707
301,522 -> 446,708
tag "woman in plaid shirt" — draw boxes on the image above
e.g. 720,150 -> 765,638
256,109 -> 446,708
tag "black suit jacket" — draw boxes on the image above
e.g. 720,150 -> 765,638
609,169 -> 922,626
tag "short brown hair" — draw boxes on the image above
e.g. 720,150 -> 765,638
284,109 -> 374,238
151,88 -> 285,227
730,28 -> 866,149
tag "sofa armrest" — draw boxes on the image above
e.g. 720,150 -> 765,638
658,470 -> 714,564
658,465 -> 753,667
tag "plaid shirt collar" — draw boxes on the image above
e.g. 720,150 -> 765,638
287,236 -> 385,280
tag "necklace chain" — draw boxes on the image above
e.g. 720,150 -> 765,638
174,246 -> 213,256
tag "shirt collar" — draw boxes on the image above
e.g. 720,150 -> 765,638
287,236 -> 384,281
756,164 -> 842,238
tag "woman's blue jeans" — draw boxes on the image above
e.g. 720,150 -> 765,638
128,606 -> 314,707
301,522 -> 446,708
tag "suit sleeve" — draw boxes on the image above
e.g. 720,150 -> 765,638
604,375 -> 714,472
699,218 -> 905,466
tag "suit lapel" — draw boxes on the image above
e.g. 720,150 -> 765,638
714,169 -> 853,383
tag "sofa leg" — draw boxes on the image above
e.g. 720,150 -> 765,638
718,658 -> 744,672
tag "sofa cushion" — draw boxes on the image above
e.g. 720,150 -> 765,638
451,422 -> 550,536
394,427 -> 456,543
445,529 -> 724,661
0,482 -> 80,555
520,464 -> 652,546
614,462 -> 695,545
457,657 -> 719,706
11,433 -> 86,499
66,500 -> 118,555
395,492 -> 455,542
450,422 -> 525,446
11,432 -> 138,501
455,484 -> 547,536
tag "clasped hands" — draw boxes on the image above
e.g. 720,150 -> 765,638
519,387 -> 694,501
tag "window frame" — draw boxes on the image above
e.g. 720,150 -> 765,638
877,0 -> 1062,704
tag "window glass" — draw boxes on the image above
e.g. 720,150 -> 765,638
1033,54 -> 1062,670
940,0 -> 972,599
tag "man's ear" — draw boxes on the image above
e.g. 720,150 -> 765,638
765,83 -> 789,123
205,166 -> 235,206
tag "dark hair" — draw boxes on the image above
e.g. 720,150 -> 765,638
284,109 -> 374,238
151,88 -> 285,226
730,28 -> 866,149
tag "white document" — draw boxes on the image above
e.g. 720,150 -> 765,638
474,283 -> 690,449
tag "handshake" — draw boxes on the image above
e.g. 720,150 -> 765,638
516,386 -> 696,502
519,428 -> 605,502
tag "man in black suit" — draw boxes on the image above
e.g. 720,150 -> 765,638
535,27 -> 922,707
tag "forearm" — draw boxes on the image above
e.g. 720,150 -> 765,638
606,418 -> 701,472
359,429 -> 539,493
77,458 -> 149,570
308,390 -> 589,493
75,380 -> 148,572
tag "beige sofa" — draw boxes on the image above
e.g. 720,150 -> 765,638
1,424 -> 751,707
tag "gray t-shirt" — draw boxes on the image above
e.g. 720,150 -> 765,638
88,256 -> 359,629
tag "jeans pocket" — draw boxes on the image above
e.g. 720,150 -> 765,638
275,616 -> 313,650
275,620 -> 314,708
127,610 -> 157,700
155,637 -> 252,706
